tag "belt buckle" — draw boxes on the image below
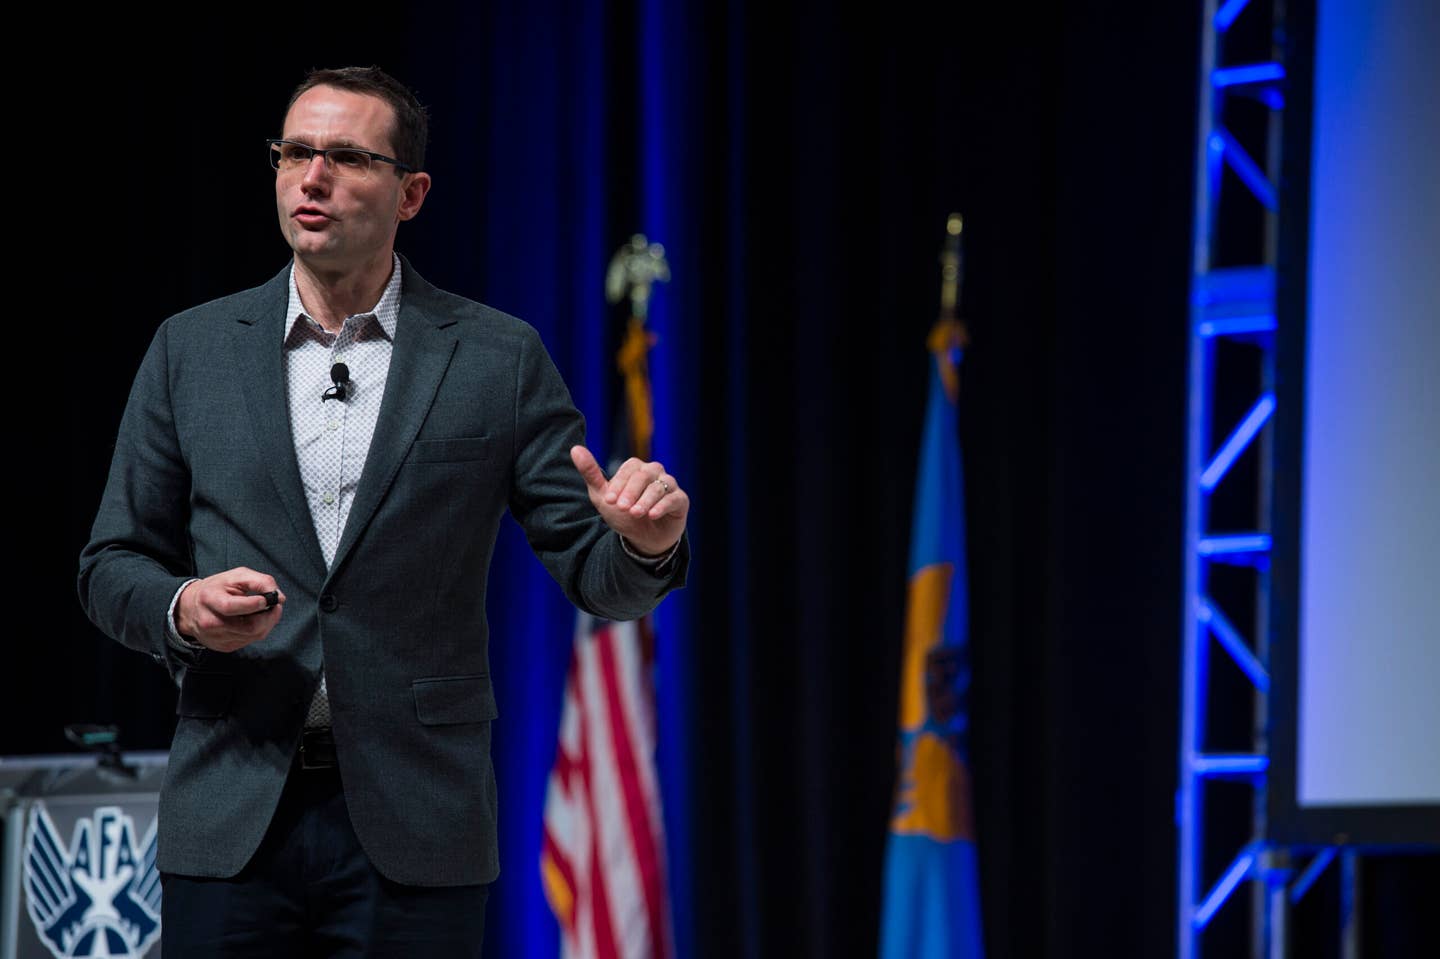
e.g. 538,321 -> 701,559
300,728 -> 337,770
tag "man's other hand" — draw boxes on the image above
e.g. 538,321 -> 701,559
175,567 -> 287,653
571,446 -> 689,558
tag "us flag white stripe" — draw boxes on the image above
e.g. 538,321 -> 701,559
599,619 -> 672,956
543,614 -> 673,959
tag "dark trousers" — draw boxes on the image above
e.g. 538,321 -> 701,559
160,760 -> 489,957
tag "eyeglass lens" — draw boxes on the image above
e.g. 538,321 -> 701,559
270,143 -> 372,179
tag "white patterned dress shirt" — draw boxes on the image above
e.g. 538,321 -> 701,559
169,254 -> 402,727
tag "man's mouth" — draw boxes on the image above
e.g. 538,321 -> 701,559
293,206 -> 331,226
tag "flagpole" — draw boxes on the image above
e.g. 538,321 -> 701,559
605,234 -> 671,461
930,214 -> 970,400
940,214 -> 965,329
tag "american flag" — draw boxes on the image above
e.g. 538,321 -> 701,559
541,612 -> 673,959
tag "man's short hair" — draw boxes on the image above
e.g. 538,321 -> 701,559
285,66 -> 429,174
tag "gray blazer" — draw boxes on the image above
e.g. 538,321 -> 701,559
77,255 -> 687,886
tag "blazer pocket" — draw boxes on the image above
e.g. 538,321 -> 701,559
176,670 -> 235,719
406,435 -> 492,464
412,675 -> 499,725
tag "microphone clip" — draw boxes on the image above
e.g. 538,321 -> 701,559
323,362 -> 351,402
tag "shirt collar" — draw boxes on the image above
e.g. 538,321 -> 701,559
284,252 -> 403,343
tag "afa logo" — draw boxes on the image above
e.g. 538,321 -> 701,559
24,804 -> 162,958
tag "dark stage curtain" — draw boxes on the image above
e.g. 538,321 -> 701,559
22,2 -> 1435,957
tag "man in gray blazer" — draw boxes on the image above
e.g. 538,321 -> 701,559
77,66 -> 688,955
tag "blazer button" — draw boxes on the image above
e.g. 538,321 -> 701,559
319,594 -> 339,612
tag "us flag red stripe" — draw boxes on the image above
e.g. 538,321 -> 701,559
542,614 -> 674,959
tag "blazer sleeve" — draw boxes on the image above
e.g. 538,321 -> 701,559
77,320 -> 200,682
506,324 -> 688,621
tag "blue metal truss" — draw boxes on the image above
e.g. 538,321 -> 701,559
1180,3 -> 1433,954
1177,1 -> 1316,956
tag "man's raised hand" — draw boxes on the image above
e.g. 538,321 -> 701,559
570,445 -> 688,558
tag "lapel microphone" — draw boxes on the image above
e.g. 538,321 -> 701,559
323,362 -> 350,402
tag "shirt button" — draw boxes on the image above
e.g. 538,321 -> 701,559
322,493 -> 335,505
333,354 -> 347,365
326,420 -> 340,431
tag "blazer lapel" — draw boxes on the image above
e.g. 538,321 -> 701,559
326,256 -> 458,581
234,265 -> 330,580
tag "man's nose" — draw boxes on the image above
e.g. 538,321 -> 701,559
300,153 -> 332,191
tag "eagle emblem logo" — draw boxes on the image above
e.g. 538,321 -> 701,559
24,804 -> 162,958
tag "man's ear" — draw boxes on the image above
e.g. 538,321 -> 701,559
398,172 -> 432,222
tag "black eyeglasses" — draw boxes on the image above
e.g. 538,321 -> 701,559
267,139 -> 414,179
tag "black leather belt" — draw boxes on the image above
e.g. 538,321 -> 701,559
299,727 -> 338,770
